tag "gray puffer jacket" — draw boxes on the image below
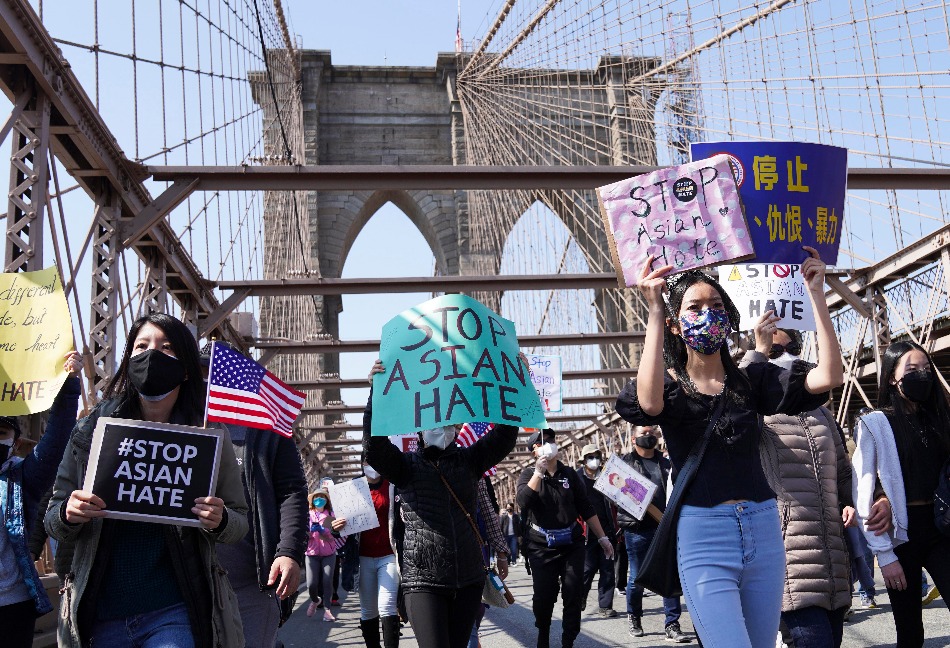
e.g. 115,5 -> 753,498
744,350 -> 853,613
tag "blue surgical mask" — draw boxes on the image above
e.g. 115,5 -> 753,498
314,497 -> 327,508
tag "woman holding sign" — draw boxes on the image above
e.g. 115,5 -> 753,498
364,360 -> 519,648
615,247 -> 843,648
45,313 -> 248,648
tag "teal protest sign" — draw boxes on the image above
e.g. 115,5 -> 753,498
371,294 -> 547,437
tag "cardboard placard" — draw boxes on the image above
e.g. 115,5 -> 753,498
526,353 -> 562,413
0,267 -> 74,416
720,263 -> 816,331
372,294 -> 547,436
691,141 -> 847,264
597,155 -> 754,286
327,477 -> 380,537
83,418 -> 223,527
593,455 -> 658,521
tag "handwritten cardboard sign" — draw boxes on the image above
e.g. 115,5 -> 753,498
597,155 -> 753,286
327,477 -> 380,537
593,455 -> 658,521
372,294 -> 546,437
691,141 -> 847,264
720,263 -> 816,331
83,418 -> 223,527
526,353 -> 562,412
0,267 -> 74,415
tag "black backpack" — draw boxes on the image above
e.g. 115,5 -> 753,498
936,458 -> 950,537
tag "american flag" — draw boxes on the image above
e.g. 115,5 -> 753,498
457,422 -> 497,476
205,343 -> 306,437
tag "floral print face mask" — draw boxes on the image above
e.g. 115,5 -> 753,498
678,308 -> 730,355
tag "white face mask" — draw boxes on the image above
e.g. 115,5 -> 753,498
537,441 -> 558,460
421,426 -> 456,450
363,465 -> 380,479
586,458 -> 601,470
769,351 -> 798,371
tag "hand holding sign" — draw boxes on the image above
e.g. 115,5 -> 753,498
638,256 -> 674,311
801,246 -> 826,293
191,496 -> 225,530
753,311 -> 783,352
64,351 -> 82,375
64,490 -> 107,524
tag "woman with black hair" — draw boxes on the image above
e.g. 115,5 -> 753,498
45,313 -> 248,648
615,247 -> 843,648
852,341 -> 950,647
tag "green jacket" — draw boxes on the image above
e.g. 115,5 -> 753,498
44,397 -> 249,648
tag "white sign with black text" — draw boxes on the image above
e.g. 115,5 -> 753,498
525,353 -> 562,413
327,477 -> 380,537
720,263 -> 816,331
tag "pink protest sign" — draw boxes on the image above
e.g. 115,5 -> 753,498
597,155 -> 755,286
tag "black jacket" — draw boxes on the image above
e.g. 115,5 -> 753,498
575,468 -> 615,539
363,397 -> 517,591
616,451 -> 670,532
230,425 -> 309,621
516,461 -> 596,549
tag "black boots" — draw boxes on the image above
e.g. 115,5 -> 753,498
360,617 -> 381,648
381,615 -> 400,648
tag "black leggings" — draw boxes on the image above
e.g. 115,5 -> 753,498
888,504 -> 950,647
403,582 -> 484,648
0,599 -> 36,648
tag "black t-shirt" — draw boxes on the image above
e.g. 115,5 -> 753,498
886,411 -> 950,502
576,468 -> 614,536
615,362 -> 827,508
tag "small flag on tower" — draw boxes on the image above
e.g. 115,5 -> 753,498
205,342 -> 306,437
457,421 -> 497,476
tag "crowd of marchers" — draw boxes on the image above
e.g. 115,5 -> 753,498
0,248 -> 947,648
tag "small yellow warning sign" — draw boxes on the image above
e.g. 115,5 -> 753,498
727,266 -> 742,281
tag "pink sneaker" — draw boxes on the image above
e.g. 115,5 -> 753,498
306,599 -> 320,617
323,609 -> 336,622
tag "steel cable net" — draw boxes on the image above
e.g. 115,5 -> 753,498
29,1 -> 323,477
458,0 -> 950,426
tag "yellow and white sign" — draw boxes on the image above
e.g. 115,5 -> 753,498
0,267 -> 73,415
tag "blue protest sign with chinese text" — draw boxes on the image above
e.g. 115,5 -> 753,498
372,294 -> 547,436
691,141 -> 847,265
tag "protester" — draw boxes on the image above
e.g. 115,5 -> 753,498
616,247 -> 843,648
45,313 -> 248,648
363,359 -> 519,648
306,486 -> 340,622
518,429 -> 615,648
498,502 -> 521,566
333,461 -> 401,648
0,352 -> 81,647
742,328 -> 854,647
199,342 -> 308,647
575,443 -> 618,619
852,341 -> 950,647
618,425 -> 691,643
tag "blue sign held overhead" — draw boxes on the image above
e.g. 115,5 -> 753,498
690,142 -> 847,265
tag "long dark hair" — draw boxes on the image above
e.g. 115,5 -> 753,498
103,313 -> 205,425
663,269 -> 751,400
877,340 -> 950,453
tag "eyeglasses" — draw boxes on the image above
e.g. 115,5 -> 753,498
769,341 -> 801,359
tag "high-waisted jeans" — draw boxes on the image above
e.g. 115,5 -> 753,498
677,499 -> 785,648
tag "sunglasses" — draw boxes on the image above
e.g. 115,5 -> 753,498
769,341 -> 801,359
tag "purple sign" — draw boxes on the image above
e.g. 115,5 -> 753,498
691,141 -> 847,265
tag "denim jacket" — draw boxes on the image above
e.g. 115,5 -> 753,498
0,375 -> 80,616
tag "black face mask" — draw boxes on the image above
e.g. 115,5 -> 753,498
128,349 -> 186,397
635,435 -> 658,450
899,370 -> 934,403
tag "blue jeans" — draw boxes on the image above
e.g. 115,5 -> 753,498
624,527 -> 682,626
505,534 -> 519,563
782,605 -> 847,648
358,554 -> 399,620
677,499 -> 785,648
88,602 -> 194,648
844,525 -> 876,598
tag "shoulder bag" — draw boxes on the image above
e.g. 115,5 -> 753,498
429,463 -> 514,608
634,394 -> 727,598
